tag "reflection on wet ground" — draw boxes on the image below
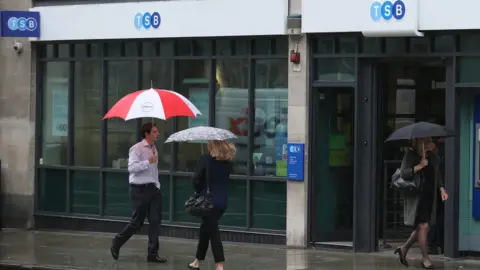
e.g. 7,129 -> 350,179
0,229 -> 478,269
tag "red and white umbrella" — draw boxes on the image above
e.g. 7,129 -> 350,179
103,88 -> 202,121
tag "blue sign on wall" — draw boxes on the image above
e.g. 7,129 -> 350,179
370,0 -> 406,22
472,96 -> 480,219
287,143 -> 304,181
134,12 -> 161,30
0,11 -> 40,38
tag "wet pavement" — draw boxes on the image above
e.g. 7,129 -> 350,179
0,229 -> 478,269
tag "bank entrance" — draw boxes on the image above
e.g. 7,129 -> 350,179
308,35 -> 456,252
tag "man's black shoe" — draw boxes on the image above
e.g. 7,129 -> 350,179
147,255 -> 167,263
110,245 -> 120,260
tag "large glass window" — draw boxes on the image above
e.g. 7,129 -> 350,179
106,61 -> 138,168
254,59 -> 288,177
37,38 -> 289,233
142,60 -> 173,170
74,62 -> 102,167
42,62 -> 69,165
175,60 -> 210,172
215,60 -> 249,175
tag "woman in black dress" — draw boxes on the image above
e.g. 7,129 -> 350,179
395,137 -> 448,269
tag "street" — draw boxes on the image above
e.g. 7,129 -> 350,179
0,229 -> 477,269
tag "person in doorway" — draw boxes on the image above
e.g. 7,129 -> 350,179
394,137 -> 448,269
110,123 -> 167,263
188,140 -> 235,270
428,137 -> 445,254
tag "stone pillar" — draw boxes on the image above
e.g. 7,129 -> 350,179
286,0 -> 310,248
0,0 -> 36,228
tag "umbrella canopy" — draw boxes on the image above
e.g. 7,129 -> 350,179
103,88 -> 201,121
165,126 -> 237,143
385,121 -> 454,142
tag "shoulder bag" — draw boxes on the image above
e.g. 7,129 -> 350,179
184,156 -> 214,217
390,168 -> 425,194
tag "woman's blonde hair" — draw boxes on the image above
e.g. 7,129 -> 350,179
208,140 -> 236,161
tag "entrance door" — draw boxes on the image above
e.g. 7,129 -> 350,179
310,87 -> 355,246
376,60 -> 447,247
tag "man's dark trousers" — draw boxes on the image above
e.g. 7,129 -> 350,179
113,183 -> 163,255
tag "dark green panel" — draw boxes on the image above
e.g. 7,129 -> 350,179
70,171 -> 100,215
251,181 -> 286,230
173,177 -> 199,223
457,57 -> 480,83
38,169 -> 67,212
104,172 -> 130,217
220,180 -> 247,227
159,175 -> 170,221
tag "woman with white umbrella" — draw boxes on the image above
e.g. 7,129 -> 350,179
165,126 -> 237,270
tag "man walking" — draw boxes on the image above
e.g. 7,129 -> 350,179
110,122 -> 167,263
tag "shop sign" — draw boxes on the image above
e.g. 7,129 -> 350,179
287,143 -> 304,181
134,12 -> 161,30
370,0 -> 406,22
0,10 -> 40,37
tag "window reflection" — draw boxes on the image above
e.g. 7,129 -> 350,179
175,60 -> 210,172
254,59 -> 288,177
106,61 -> 138,168
215,60 -> 249,175
74,61 -> 102,167
42,62 -> 69,165
142,60 -> 173,170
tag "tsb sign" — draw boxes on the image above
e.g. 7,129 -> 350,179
370,0 -> 406,21
7,16 -> 38,32
134,12 -> 161,30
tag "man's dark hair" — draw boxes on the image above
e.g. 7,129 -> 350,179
141,122 -> 156,138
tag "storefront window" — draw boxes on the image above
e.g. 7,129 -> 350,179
315,58 -> 355,82
142,60 -> 174,170
254,59 -> 288,177
175,60 -> 210,172
42,62 -> 69,165
38,169 -> 67,212
74,61 -> 102,167
70,170 -> 100,214
106,61 -> 138,168
457,58 -> 480,83
215,60 -> 249,175
251,181 -> 286,230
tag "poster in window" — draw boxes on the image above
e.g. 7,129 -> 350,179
52,87 -> 68,137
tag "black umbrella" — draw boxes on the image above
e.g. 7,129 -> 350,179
385,122 -> 454,142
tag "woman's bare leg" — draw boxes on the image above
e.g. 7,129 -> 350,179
401,229 -> 418,256
215,262 -> 224,270
418,222 -> 432,266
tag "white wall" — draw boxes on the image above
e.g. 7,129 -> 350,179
30,0 -> 287,41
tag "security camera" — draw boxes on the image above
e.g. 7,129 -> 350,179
13,42 -> 23,54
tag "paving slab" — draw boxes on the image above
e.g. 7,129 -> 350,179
0,229 -> 478,269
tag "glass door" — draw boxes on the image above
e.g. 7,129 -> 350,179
311,87 -> 355,245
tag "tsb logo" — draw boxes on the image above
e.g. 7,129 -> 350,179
7,16 -> 38,31
134,12 -> 161,30
370,0 -> 406,21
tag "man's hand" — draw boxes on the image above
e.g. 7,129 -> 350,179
148,151 -> 157,164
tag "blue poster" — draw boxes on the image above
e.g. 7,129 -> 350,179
1,11 -> 40,38
287,143 -> 304,181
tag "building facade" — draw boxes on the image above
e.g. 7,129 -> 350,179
1,0 -> 480,259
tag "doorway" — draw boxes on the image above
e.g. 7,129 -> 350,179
309,58 -> 448,251
310,86 -> 355,247
376,59 -> 447,249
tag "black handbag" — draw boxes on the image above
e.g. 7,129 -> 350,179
390,168 -> 424,194
184,157 -> 213,217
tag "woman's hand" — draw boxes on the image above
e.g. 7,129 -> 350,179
414,142 -> 428,172
440,187 -> 449,201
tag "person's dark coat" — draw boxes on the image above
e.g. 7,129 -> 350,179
400,149 -> 444,226
192,154 -> 233,209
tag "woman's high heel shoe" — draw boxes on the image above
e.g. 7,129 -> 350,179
188,263 -> 200,270
421,261 -> 435,269
394,247 -> 409,267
